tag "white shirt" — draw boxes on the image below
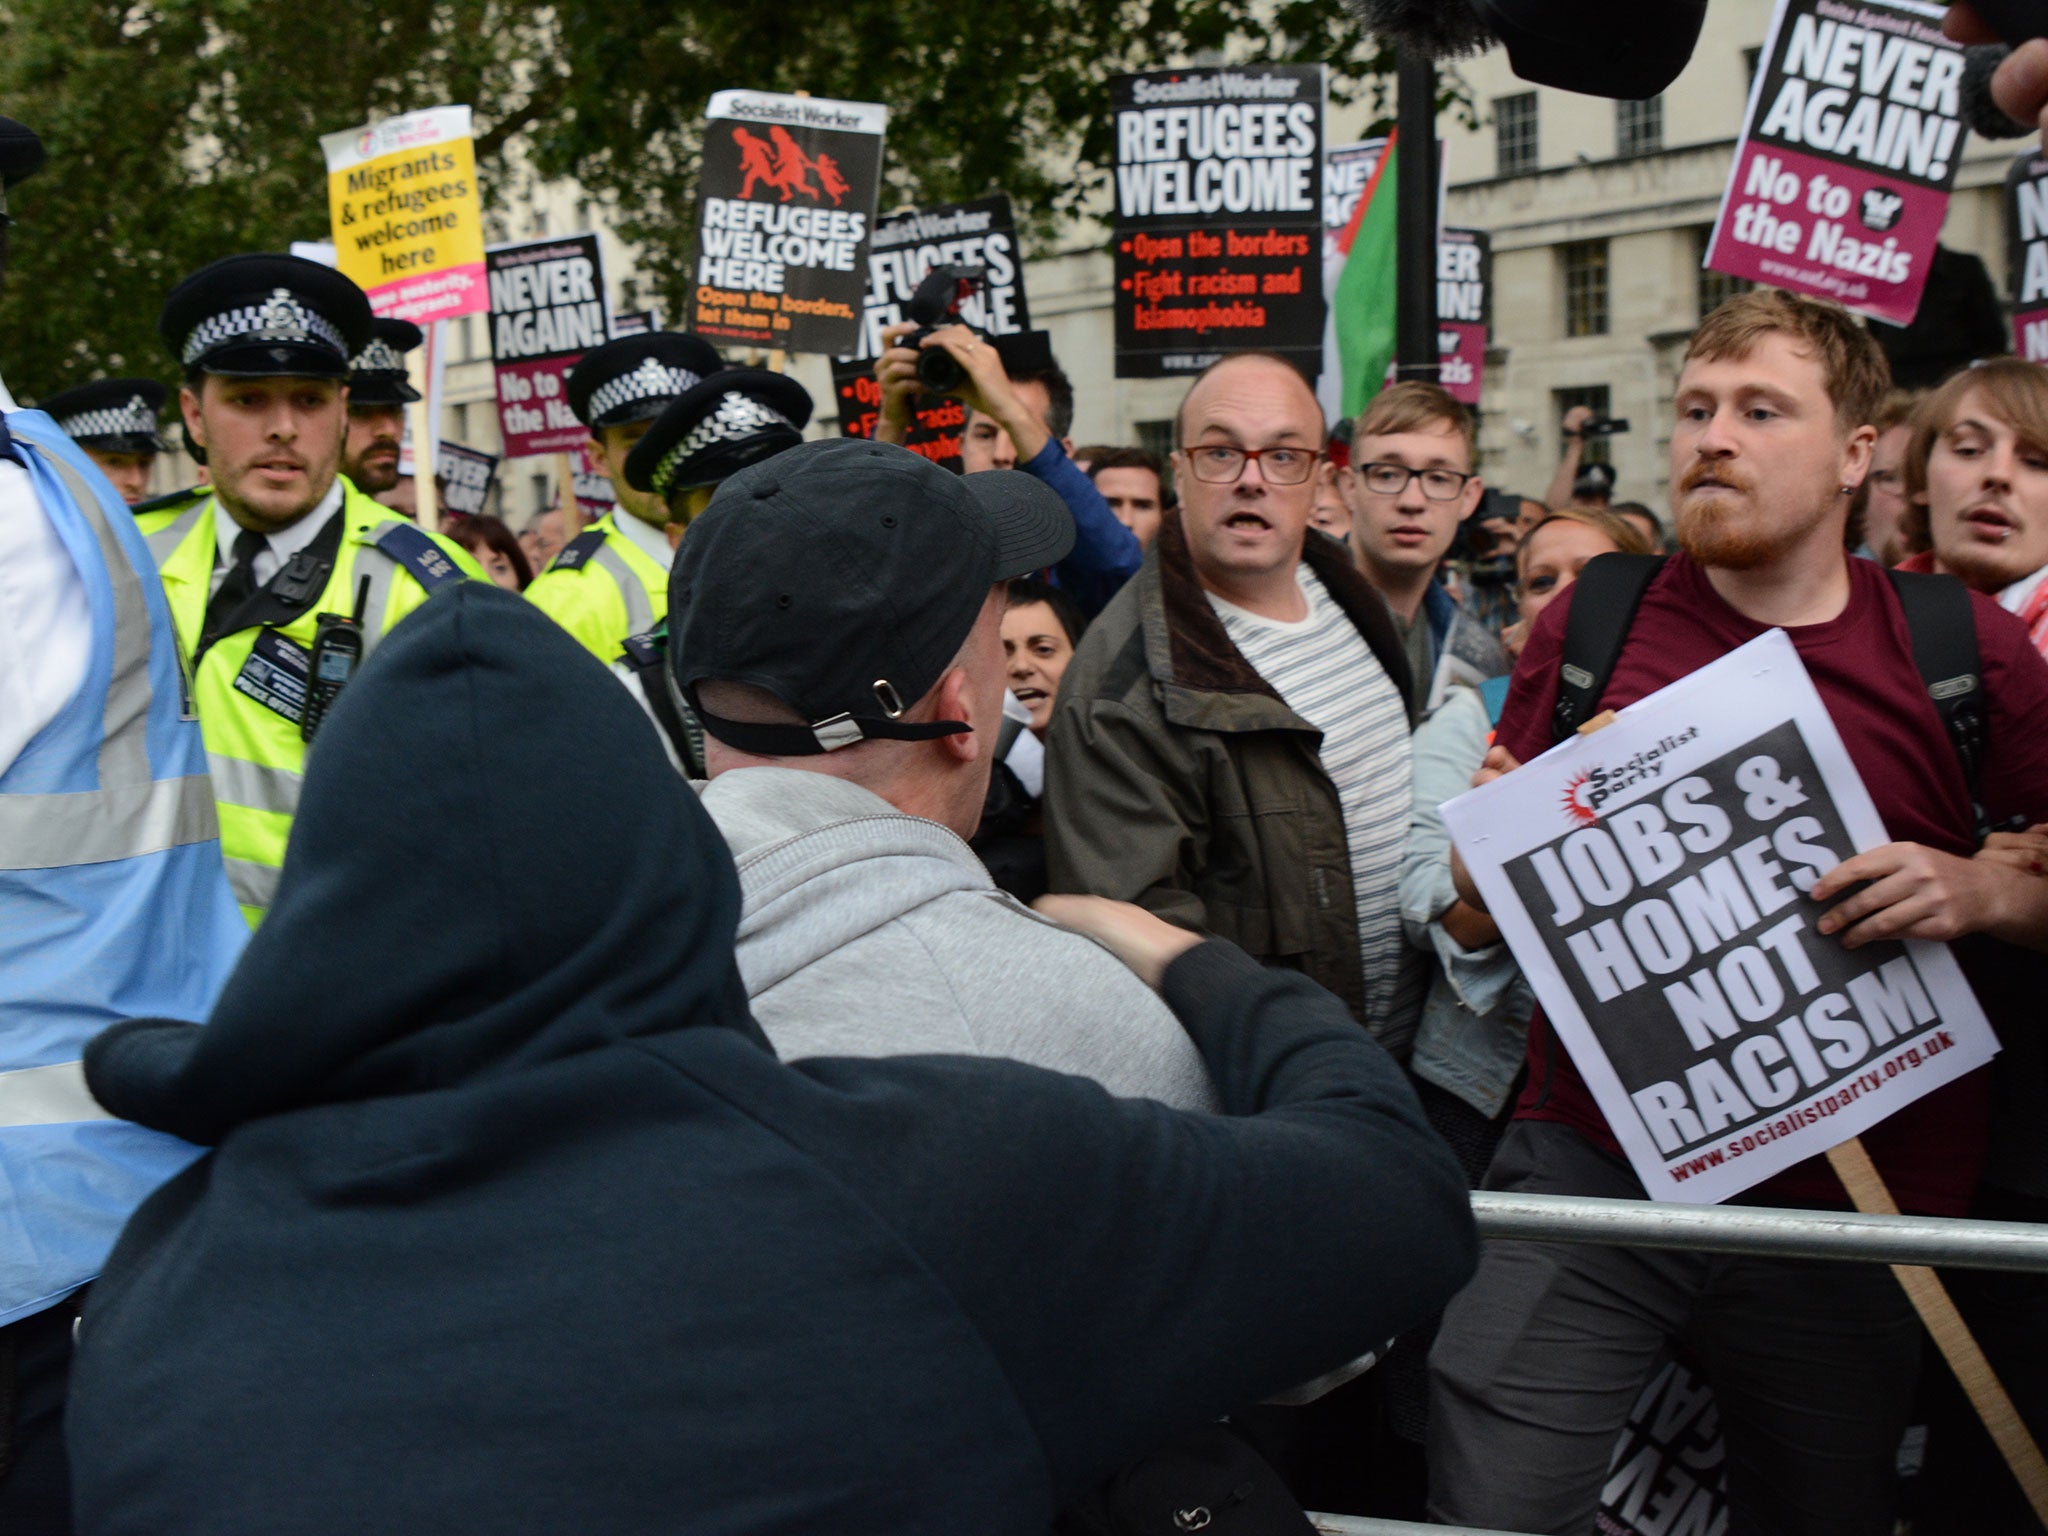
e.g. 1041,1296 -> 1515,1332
1999,561 -> 2048,619
212,479 -> 342,592
0,366 -> 93,778
610,504 -> 675,571
1208,565 -> 1425,1044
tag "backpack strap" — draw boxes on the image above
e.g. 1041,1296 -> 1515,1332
1885,567 -> 1991,840
619,625 -> 705,779
1552,553 -> 1667,742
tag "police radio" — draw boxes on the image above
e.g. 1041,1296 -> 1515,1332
301,575 -> 370,744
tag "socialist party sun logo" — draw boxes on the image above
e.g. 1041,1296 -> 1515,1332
1562,770 -> 1598,827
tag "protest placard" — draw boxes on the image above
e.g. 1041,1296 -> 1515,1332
1442,630 -> 1997,1205
2007,150 -> 2048,361
321,107 -> 487,324
436,441 -> 498,518
689,90 -> 887,355
572,444 -> 618,518
609,309 -> 657,339
1436,227 -> 1490,407
1703,0 -> 1964,325
828,195 -> 1033,470
487,234 -> 608,459
1596,1360 -> 1727,1536
1112,65 -> 1325,379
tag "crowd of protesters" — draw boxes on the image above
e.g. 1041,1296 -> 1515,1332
7,88 -> 2048,1536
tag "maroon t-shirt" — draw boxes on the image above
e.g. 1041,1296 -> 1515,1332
1496,553 -> 2048,1215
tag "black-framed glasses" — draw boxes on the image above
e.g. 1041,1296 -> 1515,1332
1180,443 -> 1321,486
1354,462 -> 1474,501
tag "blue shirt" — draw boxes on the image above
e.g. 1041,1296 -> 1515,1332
1019,439 -> 1142,616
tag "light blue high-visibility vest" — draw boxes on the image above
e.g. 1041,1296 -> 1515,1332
0,408 -> 245,1328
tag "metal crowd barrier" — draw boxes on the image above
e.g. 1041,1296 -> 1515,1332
1301,1192 -> 2048,1536
1469,1190 -> 2048,1273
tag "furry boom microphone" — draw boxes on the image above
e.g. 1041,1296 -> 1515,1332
1346,0 -> 1708,101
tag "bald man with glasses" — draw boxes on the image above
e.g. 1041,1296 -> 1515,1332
1340,382 -> 1507,716
1044,349 -> 1427,1057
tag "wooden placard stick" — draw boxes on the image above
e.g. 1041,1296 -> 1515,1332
406,342 -> 439,533
1575,706 -> 2048,1521
1826,1138 -> 2048,1523
555,452 -> 580,543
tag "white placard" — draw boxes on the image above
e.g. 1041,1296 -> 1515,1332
1442,631 -> 1997,1204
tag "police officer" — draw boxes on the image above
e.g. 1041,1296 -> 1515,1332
0,116 -> 245,1536
526,331 -> 721,660
135,253 -> 482,924
340,315 -> 420,498
35,377 -> 168,505
610,367 -> 812,774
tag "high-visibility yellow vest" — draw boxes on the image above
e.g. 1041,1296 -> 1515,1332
524,514 -> 670,663
136,478 -> 482,924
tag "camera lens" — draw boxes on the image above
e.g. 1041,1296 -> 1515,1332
916,346 -> 966,394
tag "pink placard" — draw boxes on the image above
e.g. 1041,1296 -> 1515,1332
366,260 -> 488,325
1706,143 -> 1946,326
493,357 -> 586,459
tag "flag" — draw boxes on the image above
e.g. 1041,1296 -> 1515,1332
1333,129 -> 1398,419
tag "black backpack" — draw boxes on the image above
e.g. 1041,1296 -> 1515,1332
1550,554 -> 1997,840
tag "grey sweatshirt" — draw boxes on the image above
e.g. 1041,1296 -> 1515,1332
700,767 -> 1219,1113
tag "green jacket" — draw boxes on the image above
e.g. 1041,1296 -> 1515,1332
1042,516 -> 1414,1030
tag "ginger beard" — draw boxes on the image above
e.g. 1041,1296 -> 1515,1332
1673,450 -> 1836,570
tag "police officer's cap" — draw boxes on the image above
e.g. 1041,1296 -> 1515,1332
624,369 -> 813,506
567,332 -> 723,431
158,253 -> 374,381
0,117 -> 45,221
349,317 -> 424,407
39,378 -> 169,454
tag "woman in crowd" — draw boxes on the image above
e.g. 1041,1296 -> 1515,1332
445,513 -> 534,593
976,579 -> 1088,901
1898,357 -> 2048,659
1400,507 -> 1652,1175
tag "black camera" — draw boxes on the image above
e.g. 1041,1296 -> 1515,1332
902,263 -> 988,394
1579,416 -> 1630,438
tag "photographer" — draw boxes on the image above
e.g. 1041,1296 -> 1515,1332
874,322 -> 1140,615
1544,403 -> 1627,511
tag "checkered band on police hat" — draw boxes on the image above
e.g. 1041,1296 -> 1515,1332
351,336 -> 408,374
181,288 -> 348,368
586,357 -> 705,427
653,394 -> 794,495
57,395 -> 160,442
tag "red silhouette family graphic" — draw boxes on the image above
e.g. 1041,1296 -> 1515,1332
733,125 -> 853,205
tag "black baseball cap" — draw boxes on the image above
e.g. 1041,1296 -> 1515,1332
671,438 -> 1074,756
158,253 -> 374,380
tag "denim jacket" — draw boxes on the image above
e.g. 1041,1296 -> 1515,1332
1399,685 -> 1533,1118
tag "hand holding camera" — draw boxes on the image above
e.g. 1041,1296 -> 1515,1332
872,263 -> 1053,465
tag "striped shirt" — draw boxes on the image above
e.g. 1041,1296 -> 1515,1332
1209,567 -> 1425,1049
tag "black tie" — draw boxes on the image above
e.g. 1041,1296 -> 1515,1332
202,528 -> 268,652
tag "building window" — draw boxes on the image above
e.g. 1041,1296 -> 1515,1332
1561,240 -> 1609,337
1743,47 -> 1763,93
1556,385 -> 1613,466
1695,226 -> 1752,319
1616,96 -> 1662,158
1135,419 -> 1176,459
1496,93 -> 1538,177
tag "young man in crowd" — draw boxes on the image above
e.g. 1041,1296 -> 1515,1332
873,325 -> 1140,614
1430,288 -> 2048,1536
37,378 -> 167,505
133,253 -> 480,924
1044,349 -> 1423,1052
337,317 -> 420,499
1856,389 -> 1918,565
525,331 -> 727,660
1341,382 -> 1507,715
1087,446 -> 1168,549
669,437 -> 1216,1112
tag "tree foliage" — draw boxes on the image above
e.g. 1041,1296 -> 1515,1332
0,0 -> 1407,398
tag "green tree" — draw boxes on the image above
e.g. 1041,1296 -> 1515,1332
0,0 -> 1406,397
